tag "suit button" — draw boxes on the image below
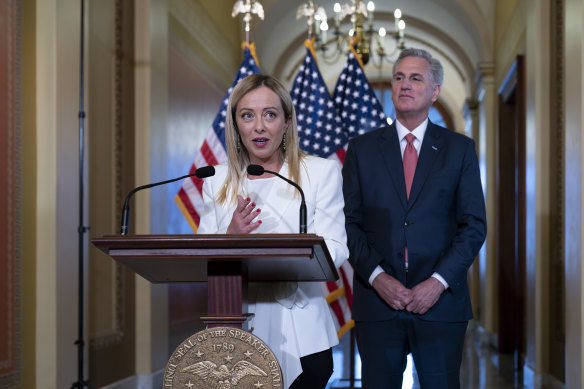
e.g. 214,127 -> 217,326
404,221 -> 411,226
397,252 -> 404,259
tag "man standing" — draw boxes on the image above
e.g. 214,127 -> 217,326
342,48 -> 487,388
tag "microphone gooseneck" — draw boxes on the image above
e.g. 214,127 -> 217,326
247,164 -> 307,234
120,165 -> 215,235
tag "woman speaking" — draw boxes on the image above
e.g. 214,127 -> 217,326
198,74 -> 348,388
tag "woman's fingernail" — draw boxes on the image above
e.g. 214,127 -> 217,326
258,220 -> 262,224
246,197 -> 250,202
251,202 -> 255,207
256,208 -> 261,212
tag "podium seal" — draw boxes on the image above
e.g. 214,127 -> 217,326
164,327 -> 283,388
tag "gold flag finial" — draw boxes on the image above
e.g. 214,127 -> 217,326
232,0 -> 264,43
297,1 -> 328,40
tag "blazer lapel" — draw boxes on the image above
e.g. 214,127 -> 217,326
407,121 -> 444,207
378,125 -> 408,210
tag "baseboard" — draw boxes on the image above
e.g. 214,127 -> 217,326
523,363 -> 565,389
100,369 -> 164,389
473,325 -> 565,389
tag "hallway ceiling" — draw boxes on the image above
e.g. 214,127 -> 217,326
245,0 -> 495,122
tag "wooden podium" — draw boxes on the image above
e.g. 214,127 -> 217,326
92,233 -> 338,328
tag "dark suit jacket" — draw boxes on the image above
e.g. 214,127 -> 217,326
343,121 -> 487,323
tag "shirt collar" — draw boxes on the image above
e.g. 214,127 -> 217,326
396,118 -> 429,143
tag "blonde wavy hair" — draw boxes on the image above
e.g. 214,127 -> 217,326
217,74 -> 306,206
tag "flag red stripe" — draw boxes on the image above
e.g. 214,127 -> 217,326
177,187 -> 200,226
192,176 -> 204,197
336,147 -> 346,164
201,140 -> 219,166
188,141 -> 218,196
329,299 -> 346,327
339,267 -> 353,309
325,280 -> 350,326
325,280 -> 339,293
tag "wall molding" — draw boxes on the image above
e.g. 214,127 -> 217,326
169,0 -> 239,91
523,364 -> 566,389
0,0 -> 22,386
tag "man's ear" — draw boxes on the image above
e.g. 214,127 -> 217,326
431,84 -> 441,103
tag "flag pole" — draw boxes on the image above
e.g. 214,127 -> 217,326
71,0 -> 92,387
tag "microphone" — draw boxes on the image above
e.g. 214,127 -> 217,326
247,164 -> 307,234
120,165 -> 215,235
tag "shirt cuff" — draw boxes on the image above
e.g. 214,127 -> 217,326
369,265 -> 384,285
432,272 -> 449,289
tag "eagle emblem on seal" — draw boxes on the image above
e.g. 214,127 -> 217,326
182,360 -> 267,388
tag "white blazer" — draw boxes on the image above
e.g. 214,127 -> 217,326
198,155 -> 349,387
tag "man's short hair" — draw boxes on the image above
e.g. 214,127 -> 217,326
392,48 -> 444,86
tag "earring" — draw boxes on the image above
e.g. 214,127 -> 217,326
282,133 -> 286,151
236,134 -> 241,152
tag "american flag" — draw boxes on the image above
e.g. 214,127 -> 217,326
290,40 -> 354,338
333,47 -> 387,155
175,44 -> 260,231
291,43 -> 348,159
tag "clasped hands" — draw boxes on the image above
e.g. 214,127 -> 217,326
226,195 -> 262,234
371,272 -> 445,315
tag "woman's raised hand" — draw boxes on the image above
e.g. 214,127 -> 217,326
226,195 -> 262,234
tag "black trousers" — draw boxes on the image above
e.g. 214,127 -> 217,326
289,347 -> 333,389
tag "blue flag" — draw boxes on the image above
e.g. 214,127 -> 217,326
333,49 -> 387,139
290,42 -> 347,158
